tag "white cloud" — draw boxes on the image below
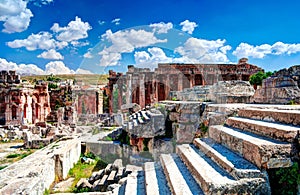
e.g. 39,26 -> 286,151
150,22 -> 173,34
75,68 -> 94,74
0,0 -> 33,33
45,61 -> 75,75
0,58 -> 44,75
134,47 -> 172,69
37,49 -> 64,60
98,29 -> 167,66
7,31 -> 68,51
175,38 -> 231,63
29,0 -> 54,7
179,20 -> 198,34
0,58 -> 18,70
83,51 -> 93,58
233,41 -> 300,59
17,63 -> 45,75
111,18 -> 121,25
51,16 -> 92,42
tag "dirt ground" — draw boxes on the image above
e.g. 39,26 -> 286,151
0,141 -> 29,168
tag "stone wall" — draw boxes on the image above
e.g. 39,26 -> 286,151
170,80 -> 255,103
0,137 -> 81,194
251,76 -> 300,104
86,141 -> 123,162
107,61 -> 263,113
164,101 -> 201,144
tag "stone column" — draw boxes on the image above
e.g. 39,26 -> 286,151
165,74 -> 170,100
202,74 -> 206,85
139,74 -> 145,108
190,74 -> 195,88
118,79 -> 123,110
178,74 -> 183,91
126,74 -> 132,105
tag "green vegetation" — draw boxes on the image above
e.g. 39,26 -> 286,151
68,152 -> 107,193
288,100 -> 298,105
171,97 -> 178,101
269,162 -> 300,195
0,165 -> 7,170
249,71 -> 274,86
21,74 -> 108,85
143,138 -> 150,151
43,188 -> 50,195
119,130 -> 130,145
6,153 -> 21,158
48,82 -> 58,89
0,149 -> 34,166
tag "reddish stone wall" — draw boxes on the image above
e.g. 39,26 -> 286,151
107,62 -> 263,113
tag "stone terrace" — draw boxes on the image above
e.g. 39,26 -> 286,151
0,137 -> 80,195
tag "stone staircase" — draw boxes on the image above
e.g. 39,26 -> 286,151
121,107 -> 300,195
125,109 -> 165,138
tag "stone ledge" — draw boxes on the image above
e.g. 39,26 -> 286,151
226,117 -> 300,142
209,125 -> 292,169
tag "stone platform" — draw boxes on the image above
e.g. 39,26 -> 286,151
0,137 -> 81,195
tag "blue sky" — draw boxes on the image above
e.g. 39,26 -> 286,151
1,0 -> 300,74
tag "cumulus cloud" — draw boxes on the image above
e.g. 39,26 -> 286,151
175,38 -> 231,63
7,31 -> 68,51
75,68 -> 94,74
150,22 -> 173,34
37,49 -> 64,60
51,16 -> 92,42
0,0 -> 33,33
111,18 -> 121,25
233,41 -> 300,59
179,20 -> 198,34
45,61 -> 75,75
134,47 -> 172,69
98,29 -> 167,66
0,58 -> 44,75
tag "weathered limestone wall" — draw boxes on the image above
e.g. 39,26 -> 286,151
86,141 -> 122,160
251,76 -> 300,104
54,138 -> 81,180
164,101 -> 201,144
0,137 -> 81,194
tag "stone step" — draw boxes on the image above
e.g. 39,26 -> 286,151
104,164 -> 112,174
177,144 -> 266,194
133,119 -> 138,127
209,125 -> 292,169
238,108 -> 300,126
160,154 -> 194,195
116,167 -> 124,179
137,116 -> 144,124
124,171 -> 145,195
193,138 -> 263,179
124,172 -> 138,195
144,162 -> 159,195
146,110 -> 152,117
127,121 -> 133,131
141,111 -> 150,121
107,170 -> 116,182
99,174 -> 108,186
144,162 -> 171,195
226,117 -> 300,142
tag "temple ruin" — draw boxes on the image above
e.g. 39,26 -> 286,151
107,59 -> 263,113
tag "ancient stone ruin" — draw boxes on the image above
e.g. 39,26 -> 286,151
0,62 -> 300,194
252,65 -> 300,104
